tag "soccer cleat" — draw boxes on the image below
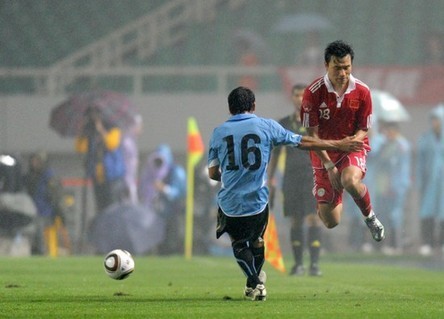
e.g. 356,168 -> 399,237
365,215 -> 385,242
244,286 -> 254,299
250,284 -> 267,301
309,264 -> 322,277
244,270 -> 267,300
289,264 -> 305,276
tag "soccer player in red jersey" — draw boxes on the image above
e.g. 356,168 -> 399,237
301,40 -> 385,242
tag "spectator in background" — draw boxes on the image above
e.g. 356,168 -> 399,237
296,31 -> 324,66
139,144 -> 186,255
239,49 -> 259,90
424,31 -> 444,65
75,107 -> 126,213
122,114 -> 143,204
23,152 -> 62,255
268,83 -> 322,276
371,121 -> 412,254
416,105 -> 444,256
193,160 -> 219,255
233,29 -> 268,90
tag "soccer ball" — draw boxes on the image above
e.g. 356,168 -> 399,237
103,249 -> 135,280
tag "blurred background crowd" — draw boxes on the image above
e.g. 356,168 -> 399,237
0,0 -> 443,261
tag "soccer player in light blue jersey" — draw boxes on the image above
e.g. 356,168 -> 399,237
208,86 -> 363,301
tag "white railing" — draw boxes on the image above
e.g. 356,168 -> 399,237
0,65 -> 279,96
44,0 -> 246,93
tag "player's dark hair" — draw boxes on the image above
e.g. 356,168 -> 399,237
228,86 -> 255,115
324,40 -> 354,63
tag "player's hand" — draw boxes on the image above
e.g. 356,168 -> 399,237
95,119 -> 106,134
154,180 -> 165,192
337,135 -> 364,152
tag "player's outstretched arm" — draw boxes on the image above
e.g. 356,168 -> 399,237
298,135 -> 363,152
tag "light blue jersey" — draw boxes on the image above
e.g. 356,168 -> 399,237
208,113 -> 302,217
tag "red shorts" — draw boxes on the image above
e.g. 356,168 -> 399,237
312,151 -> 367,206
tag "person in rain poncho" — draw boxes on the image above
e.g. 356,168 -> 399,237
416,104 -> 444,256
371,121 -> 411,254
122,115 -> 143,204
23,152 -> 63,255
139,144 -> 186,254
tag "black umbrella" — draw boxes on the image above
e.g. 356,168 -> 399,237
0,209 -> 34,231
50,90 -> 139,138
88,202 -> 165,255
0,193 -> 37,232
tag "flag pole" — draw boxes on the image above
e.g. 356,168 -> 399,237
184,117 -> 204,260
184,157 -> 196,259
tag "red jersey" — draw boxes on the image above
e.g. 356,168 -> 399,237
301,74 -> 372,168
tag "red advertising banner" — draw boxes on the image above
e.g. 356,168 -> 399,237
280,66 -> 444,107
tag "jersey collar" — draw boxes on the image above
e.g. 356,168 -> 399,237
228,113 -> 257,121
324,74 -> 357,108
324,73 -> 357,95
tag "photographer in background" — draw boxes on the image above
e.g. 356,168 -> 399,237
75,107 -> 126,213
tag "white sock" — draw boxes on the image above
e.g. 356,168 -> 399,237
366,210 -> 375,220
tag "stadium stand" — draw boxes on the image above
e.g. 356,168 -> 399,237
1,0 -> 444,94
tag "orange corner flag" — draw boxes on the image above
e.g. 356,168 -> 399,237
264,213 -> 286,273
187,117 -> 205,167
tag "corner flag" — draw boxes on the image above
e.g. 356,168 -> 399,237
264,213 -> 286,273
185,117 -> 205,259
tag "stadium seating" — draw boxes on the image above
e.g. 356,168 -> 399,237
0,0 -> 164,67
1,0 -> 444,94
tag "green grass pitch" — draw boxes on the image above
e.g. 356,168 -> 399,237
0,254 -> 443,318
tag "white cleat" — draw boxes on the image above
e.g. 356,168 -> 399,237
250,284 -> 266,301
365,215 -> 385,242
244,270 -> 267,300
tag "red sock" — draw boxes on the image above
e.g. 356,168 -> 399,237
352,185 -> 372,217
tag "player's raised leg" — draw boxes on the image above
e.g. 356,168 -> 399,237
342,166 -> 385,242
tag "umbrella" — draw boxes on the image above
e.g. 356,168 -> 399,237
232,29 -> 272,62
88,202 -> 165,255
0,192 -> 37,232
371,90 -> 410,122
50,90 -> 139,137
272,13 -> 332,33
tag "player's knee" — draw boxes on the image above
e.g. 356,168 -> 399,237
231,240 -> 248,255
341,170 -> 362,191
342,176 -> 359,191
318,212 -> 339,228
252,238 -> 265,258
253,237 -> 264,248
323,220 -> 338,229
